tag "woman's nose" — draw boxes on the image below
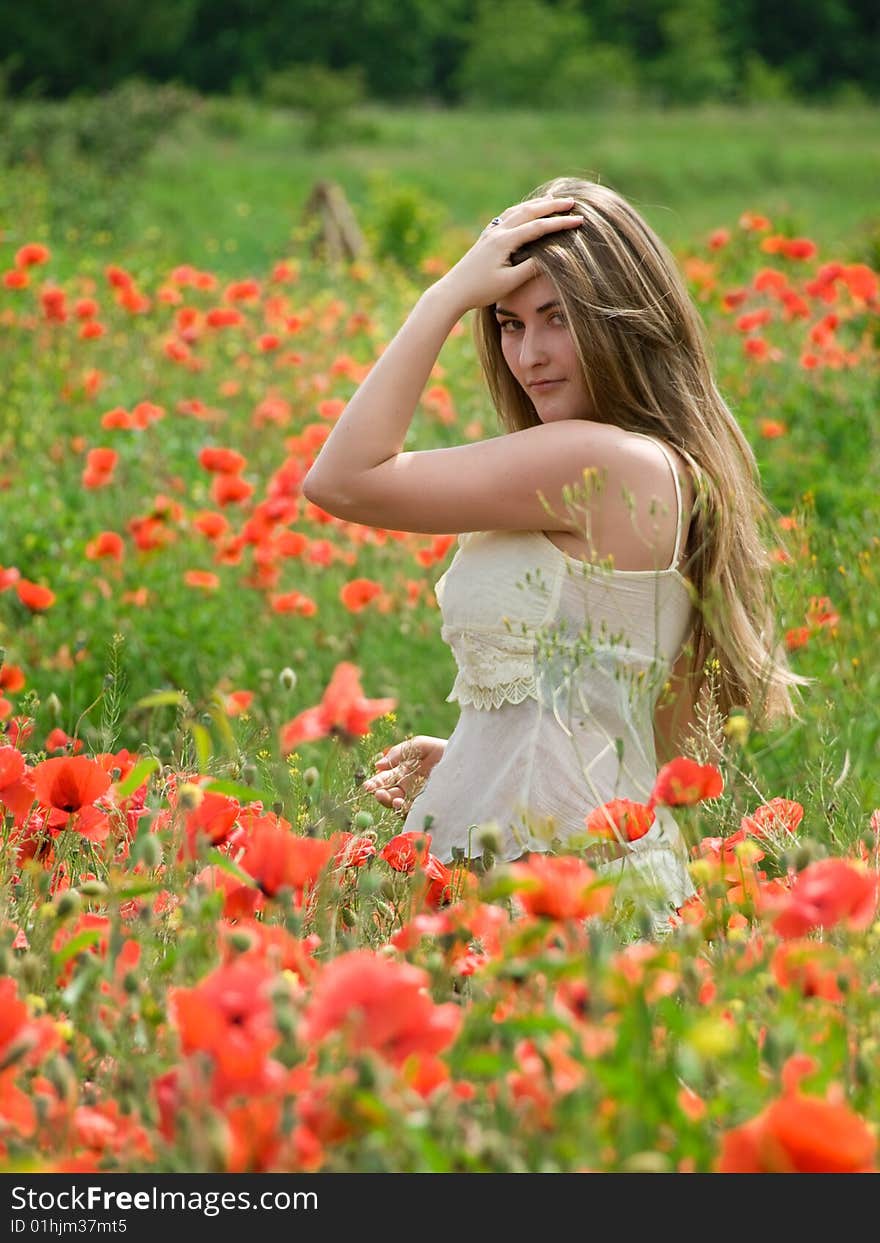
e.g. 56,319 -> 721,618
518,327 -> 549,368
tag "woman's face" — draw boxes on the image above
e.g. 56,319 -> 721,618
494,273 -> 592,423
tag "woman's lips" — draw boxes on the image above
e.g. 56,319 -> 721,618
529,379 -> 563,389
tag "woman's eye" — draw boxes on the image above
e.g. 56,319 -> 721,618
497,320 -> 520,332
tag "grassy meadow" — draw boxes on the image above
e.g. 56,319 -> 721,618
0,100 -> 878,1174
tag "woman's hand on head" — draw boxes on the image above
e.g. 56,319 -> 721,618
433,196 -> 582,317
361,735 -> 447,814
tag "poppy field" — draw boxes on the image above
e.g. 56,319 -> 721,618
1,177 -> 880,1173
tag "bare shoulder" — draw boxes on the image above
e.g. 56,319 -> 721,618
548,421 -> 694,569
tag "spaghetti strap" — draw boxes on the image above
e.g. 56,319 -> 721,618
629,431 -> 686,571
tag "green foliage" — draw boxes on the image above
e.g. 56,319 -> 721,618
0,78 -> 197,233
363,175 -> 445,272
648,0 -> 736,105
263,63 -> 369,149
740,53 -> 795,105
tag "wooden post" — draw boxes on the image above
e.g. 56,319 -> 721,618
300,180 -> 366,263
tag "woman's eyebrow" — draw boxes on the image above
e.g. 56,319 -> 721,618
494,300 -> 560,317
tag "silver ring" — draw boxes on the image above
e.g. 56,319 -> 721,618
488,216 -> 502,227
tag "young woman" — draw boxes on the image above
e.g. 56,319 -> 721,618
303,176 -> 803,922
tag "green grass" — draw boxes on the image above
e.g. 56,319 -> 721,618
7,100 -> 878,275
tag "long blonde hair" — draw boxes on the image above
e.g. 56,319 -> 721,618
473,175 -> 806,729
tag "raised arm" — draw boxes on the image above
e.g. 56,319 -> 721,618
301,196 -> 586,531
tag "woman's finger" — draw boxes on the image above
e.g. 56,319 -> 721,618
502,214 -> 582,245
496,196 -> 576,228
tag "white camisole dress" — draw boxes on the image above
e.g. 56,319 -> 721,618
402,432 -> 697,917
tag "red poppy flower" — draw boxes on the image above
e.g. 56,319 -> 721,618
771,940 -> 856,1003
0,746 -> 26,789
183,569 -> 220,591
331,831 -> 377,869
180,790 -> 241,857
193,511 -> 229,540
340,578 -> 382,613
736,308 -> 772,333
741,797 -> 804,839
381,831 -> 431,874
170,958 -> 279,1093
198,446 -> 247,474
585,798 -> 655,843
212,474 -> 254,506
509,854 -> 613,921
841,263 -> 878,303
205,307 -> 244,329
44,728 -> 83,754
15,243 -> 50,268
771,858 -> 878,939
32,755 -> 111,813
85,531 -> 124,561
269,591 -> 317,617
280,662 -> 395,753
785,626 -> 810,651
649,757 -> 723,807
224,279 -> 261,303
15,580 -> 56,611
718,1093 -> 875,1173
299,949 -> 461,1065
806,595 -> 840,629
238,822 -> 334,899
0,665 -> 25,694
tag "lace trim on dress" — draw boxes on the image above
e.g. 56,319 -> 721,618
441,625 -> 540,709
446,672 -> 537,709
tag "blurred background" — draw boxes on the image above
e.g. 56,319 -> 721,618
1,0 -> 878,270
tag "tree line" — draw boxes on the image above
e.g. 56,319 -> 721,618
2,0 -> 878,105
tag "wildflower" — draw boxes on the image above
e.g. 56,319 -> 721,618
299,949 -> 461,1065
770,858 -> 878,939
15,243 -> 50,268
381,831 -> 431,874
806,595 -> 839,629
340,578 -> 382,613
585,798 -> 655,843
198,446 -> 247,474
15,580 -> 56,611
741,798 -> 804,840
238,821 -> 334,899
785,626 -> 810,652
718,1092 -> 875,1173
509,854 -> 613,921
650,757 -> 723,808
183,570 -> 221,591
32,755 -> 111,814
85,532 -> 124,562
280,662 -> 395,753
170,959 -> 279,1093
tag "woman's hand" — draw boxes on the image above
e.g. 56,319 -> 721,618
361,735 -> 447,813
432,195 -> 583,318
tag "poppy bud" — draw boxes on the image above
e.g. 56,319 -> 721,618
54,890 -> 81,920
133,835 -> 162,869
303,766 -> 319,787
79,879 -> 109,898
279,666 -> 297,690
177,781 -> 204,810
353,810 -> 373,830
